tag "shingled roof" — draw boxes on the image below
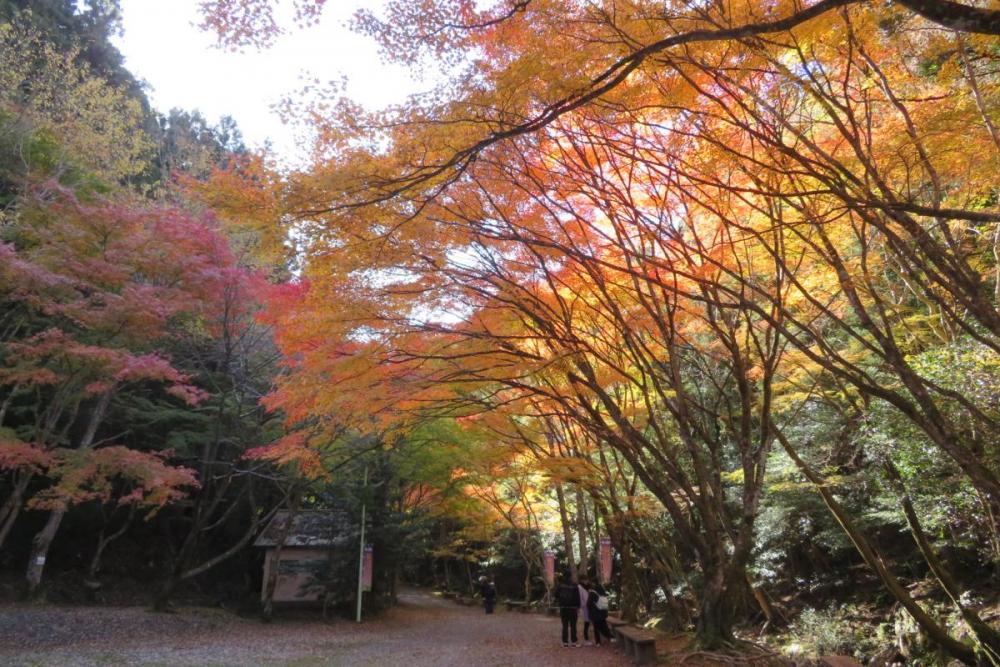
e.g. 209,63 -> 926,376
254,509 -> 353,548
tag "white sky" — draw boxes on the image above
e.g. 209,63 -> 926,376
114,0 -> 423,164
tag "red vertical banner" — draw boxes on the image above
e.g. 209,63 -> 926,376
361,544 -> 373,591
599,537 -> 612,584
543,549 -> 555,587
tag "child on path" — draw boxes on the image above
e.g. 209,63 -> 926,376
555,572 -> 580,647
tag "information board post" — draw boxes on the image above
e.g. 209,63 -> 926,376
355,466 -> 368,623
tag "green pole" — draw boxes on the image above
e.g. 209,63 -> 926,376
355,465 -> 368,623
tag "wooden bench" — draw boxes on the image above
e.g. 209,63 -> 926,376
606,615 -> 628,639
615,625 -> 657,665
504,600 -> 531,612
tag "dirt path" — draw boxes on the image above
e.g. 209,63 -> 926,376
0,588 -> 631,666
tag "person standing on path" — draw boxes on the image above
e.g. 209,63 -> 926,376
479,576 -> 497,614
578,575 -> 593,645
586,582 -> 615,646
555,572 -> 580,647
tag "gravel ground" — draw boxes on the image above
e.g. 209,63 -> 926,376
0,589 -> 631,666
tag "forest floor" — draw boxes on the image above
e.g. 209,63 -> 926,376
0,588 -> 646,666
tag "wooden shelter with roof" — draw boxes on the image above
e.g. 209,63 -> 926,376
254,509 -> 352,603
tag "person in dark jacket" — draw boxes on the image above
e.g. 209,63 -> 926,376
555,572 -> 581,647
479,575 -> 497,614
586,582 -> 615,645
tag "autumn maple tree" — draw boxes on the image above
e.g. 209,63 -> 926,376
234,0 -> 1000,659
6,1 -> 1000,662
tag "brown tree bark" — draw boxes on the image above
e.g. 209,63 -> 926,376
575,485 -> 590,577
554,482 -> 577,581
25,389 -> 112,597
523,551 -> 532,602
87,505 -> 136,581
153,481 -> 277,611
617,532 -> 639,623
0,471 -> 31,550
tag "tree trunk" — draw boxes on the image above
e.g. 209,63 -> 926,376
748,572 -> 780,634
695,561 -> 738,648
618,534 -> 639,622
555,482 -> 577,580
87,505 -> 136,580
464,558 -> 474,594
0,382 -> 18,426
462,558 -> 476,595
24,507 -> 64,597
0,471 -> 31,549
524,560 -> 532,602
25,389 -> 112,596
154,528 -> 201,611
154,484 -> 273,611
575,485 -> 590,578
